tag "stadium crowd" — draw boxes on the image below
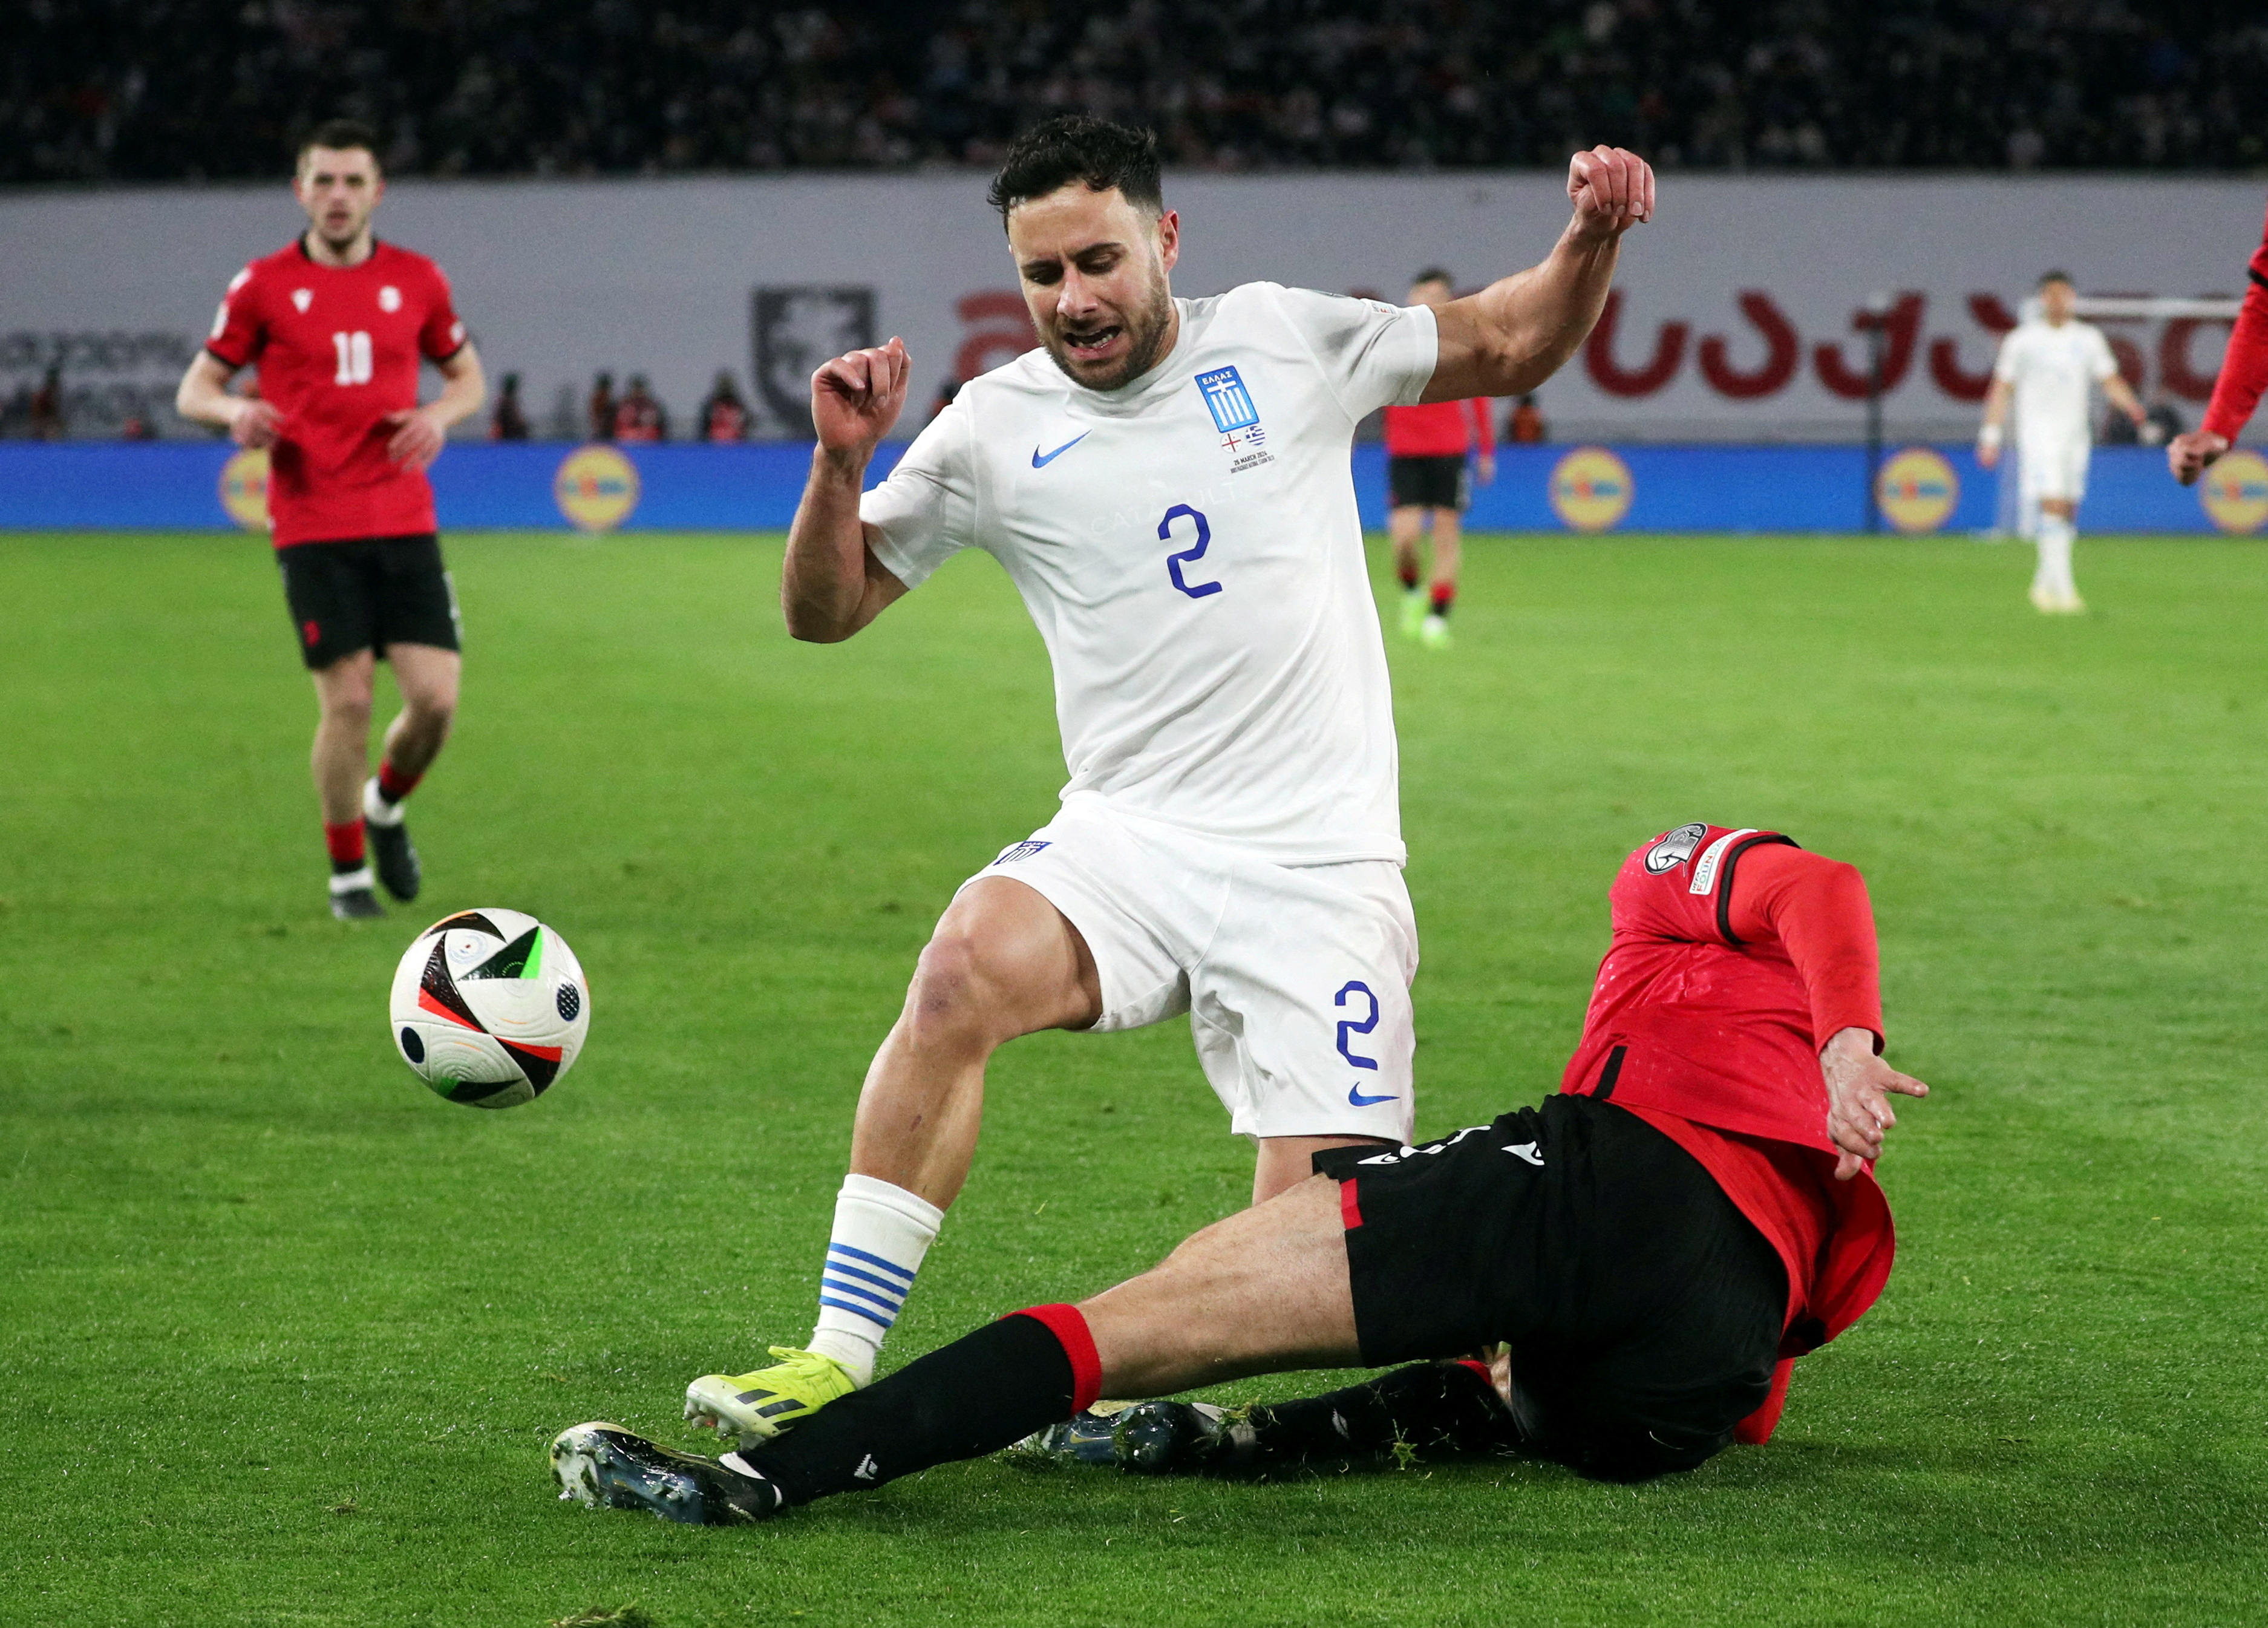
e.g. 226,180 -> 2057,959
7,1 -> 2263,183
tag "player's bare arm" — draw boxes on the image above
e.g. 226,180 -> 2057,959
1820,1026 -> 1929,1182
1976,378 -> 2013,468
782,336 -> 912,642
382,342 -> 486,471
2100,373 -> 2146,434
1424,146 -> 1654,403
174,351 -> 281,447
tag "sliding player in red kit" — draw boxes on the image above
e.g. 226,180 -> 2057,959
176,119 -> 486,920
551,822 -> 1926,1519
2168,199 -> 2268,485
1384,269 -> 1496,650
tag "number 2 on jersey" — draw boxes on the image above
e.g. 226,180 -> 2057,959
332,331 -> 373,385
1159,504 -> 1221,599
1335,980 -> 1381,1070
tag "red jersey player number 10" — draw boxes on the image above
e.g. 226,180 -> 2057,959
204,240 -> 468,548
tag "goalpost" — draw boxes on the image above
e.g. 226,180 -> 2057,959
1987,293 -> 2244,539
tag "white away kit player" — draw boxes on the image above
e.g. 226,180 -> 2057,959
682,116 -> 1656,1443
1978,270 -> 2146,614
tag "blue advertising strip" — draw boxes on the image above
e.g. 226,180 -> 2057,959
1355,443 -> 2239,535
0,440 -> 2244,535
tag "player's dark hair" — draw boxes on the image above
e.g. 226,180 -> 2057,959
2038,269 -> 2075,288
298,119 -> 382,168
1413,267 -> 1454,288
988,117 -> 1163,225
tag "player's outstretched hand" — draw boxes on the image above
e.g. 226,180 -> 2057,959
1820,1026 -> 1929,1182
1566,146 -> 1654,241
230,397 -> 281,449
2167,429 -> 2230,486
382,407 -> 446,471
812,336 -> 910,461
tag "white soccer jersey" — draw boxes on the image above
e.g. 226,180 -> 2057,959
862,283 -> 1439,865
1993,318 -> 2119,447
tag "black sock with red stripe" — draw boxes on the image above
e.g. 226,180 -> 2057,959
1397,561 -> 1420,591
731,1306 -> 1098,1506
1429,582 -> 1456,619
375,760 -> 422,807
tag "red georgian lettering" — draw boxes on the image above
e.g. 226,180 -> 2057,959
1697,292 -> 1800,399
955,291 -> 1038,383
1814,293 -> 1924,399
1583,291 -> 1687,397
1927,293 -> 2018,401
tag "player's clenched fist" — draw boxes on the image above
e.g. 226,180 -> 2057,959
812,336 -> 911,459
1566,146 -> 1655,240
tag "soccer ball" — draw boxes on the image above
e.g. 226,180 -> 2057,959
388,908 -> 590,1108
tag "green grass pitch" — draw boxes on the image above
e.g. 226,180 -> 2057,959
2,526 -> 2263,1626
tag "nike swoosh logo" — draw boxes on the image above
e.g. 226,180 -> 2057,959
1031,432 -> 1090,468
1347,1085 -> 1397,1108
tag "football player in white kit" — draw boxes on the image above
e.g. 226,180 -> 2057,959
1977,271 -> 2146,614
683,117 -> 1654,1441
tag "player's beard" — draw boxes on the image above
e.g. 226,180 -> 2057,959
1044,280 -> 1176,393
312,201 -> 374,256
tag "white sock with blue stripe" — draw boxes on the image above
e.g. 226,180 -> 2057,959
805,1173 -> 943,1387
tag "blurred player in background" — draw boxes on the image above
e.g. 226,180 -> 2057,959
699,371 -> 751,442
1976,271 -> 2144,615
2168,199 -> 2268,485
681,118 -> 1653,1446
1384,269 -> 1495,649
488,373 -> 529,440
614,375 -> 667,441
556,822 -> 1925,1521
175,119 -> 485,920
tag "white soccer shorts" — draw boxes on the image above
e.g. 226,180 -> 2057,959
2017,431 -> 2092,506
959,800 -> 1419,1143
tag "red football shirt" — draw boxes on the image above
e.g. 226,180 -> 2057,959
1382,397 -> 1495,458
205,238 -> 468,547
1558,824 -> 1898,1442
2201,199 -> 2268,442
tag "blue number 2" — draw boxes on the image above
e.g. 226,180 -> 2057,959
1160,504 -> 1221,599
1335,980 -> 1380,1070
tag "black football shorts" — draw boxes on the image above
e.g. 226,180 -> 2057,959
1315,1093 -> 1785,1482
276,534 -> 462,670
1387,453 -> 1469,512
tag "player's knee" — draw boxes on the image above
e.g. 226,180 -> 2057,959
903,930 -> 1009,1051
321,687 -> 374,733
404,687 -> 457,733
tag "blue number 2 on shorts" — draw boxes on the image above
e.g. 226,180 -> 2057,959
1160,504 -> 1221,599
1335,980 -> 1381,1070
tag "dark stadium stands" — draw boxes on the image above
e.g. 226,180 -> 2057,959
6,1 -> 2264,183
